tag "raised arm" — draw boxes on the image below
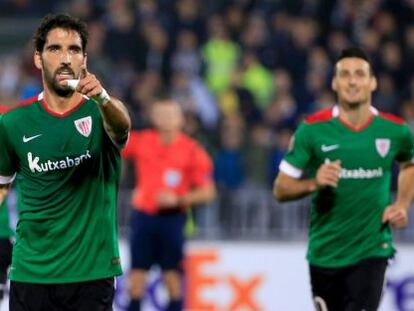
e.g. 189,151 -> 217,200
73,66 -> 131,145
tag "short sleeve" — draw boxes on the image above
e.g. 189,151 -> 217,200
395,124 -> 414,163
188,143 -> 214,187
279,122 -> 313,178
0,116 -> 17,183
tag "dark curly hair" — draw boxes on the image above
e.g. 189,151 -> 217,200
33,14 -> 88,53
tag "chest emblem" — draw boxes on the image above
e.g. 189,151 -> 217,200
375,138 -> 390,158
74,116 -> 92,137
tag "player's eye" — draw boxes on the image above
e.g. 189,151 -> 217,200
339,71 -> 349,78
47,45 -> 60,53
70,46 -> 82,54
356,70 -> 366,77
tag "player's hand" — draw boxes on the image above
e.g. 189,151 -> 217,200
315,160 -> 341,188
157,191 -> 180,209
76,66 -> 105,99
0,184 -> 9,205
382,204 -> 409,228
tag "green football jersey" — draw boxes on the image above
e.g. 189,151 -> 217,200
0,112 -> 12,238
280,106 -> 414,268
0,94 -> 123,283
0,201 -> 12,238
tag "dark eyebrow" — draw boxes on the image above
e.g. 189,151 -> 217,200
46,44 -> 61,50
69,44 -> 82,50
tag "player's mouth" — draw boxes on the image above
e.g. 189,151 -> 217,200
346,89 -> 360,96
55,68 -> 75,82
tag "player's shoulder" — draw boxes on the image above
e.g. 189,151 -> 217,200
376,111 -> 406,126
139,128 -> 157,140
178,132 -> 201,148
303,108 -> 334,125
2,95 -> 40,120
127,128 -> 156,145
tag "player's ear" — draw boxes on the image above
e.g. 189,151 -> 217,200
370,76 -> 377,92
83,53 -> 87,67
34,51 -> 42,70
331,77 -> 338,92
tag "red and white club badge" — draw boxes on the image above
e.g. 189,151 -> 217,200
74,116 -> 92,137
375,138 -> 390,158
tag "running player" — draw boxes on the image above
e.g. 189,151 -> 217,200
0,14 -> 131,310
273,47 -> 414,311
122,98 -> 215,311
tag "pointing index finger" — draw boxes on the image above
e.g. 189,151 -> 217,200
80,65 -> 88,79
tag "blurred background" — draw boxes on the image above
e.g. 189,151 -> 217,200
1,0 -> 414,310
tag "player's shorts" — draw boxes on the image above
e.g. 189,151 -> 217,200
9,277 -> 114,311
0,237 -> 12,299
130,209 -> 186,271
310,257 -> 388,311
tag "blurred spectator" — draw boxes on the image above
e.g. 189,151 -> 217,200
3,0 -> 414,239
214,114 -> 245,190
373,73 -> 399,113
214,114 -> 245,236
170,71 -> 219,129
240,50 -> 275,110
245,123 -> 275,187
103,0 -> 136,63
133,19 -> 172,83
171,29 -> 202,77
171,0 -> 205,40
202,14 -> 240,94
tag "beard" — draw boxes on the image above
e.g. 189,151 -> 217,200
43,64 -> 75,98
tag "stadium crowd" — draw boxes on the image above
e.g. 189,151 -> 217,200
1,0 -> 414,238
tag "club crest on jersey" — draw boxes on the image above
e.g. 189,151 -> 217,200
74,116 -> 92,137
375,138 -> 390,158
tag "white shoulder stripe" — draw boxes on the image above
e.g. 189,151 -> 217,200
0,173 -> 16,184
279,160 -> 303,178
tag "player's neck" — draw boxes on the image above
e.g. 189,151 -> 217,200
43,88 -> 83,115
338,101 -> 373,128
159,130 -> 179,144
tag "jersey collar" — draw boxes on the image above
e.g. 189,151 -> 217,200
332,105 -> 378,132
38,92 -> 87,118
332,105 -> 378,117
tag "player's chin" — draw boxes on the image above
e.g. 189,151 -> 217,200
344,99 -> 364,106
54,83 -> 75,97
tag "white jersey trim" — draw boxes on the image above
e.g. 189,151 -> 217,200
332,105 -> 378,117
279,160 -> 303,178
0,173 -> 16,184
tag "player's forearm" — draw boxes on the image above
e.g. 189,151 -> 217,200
98,96 -> 131,144
180,184 -> 216,207
273,174 -> 318,202
395,164 -> 414,209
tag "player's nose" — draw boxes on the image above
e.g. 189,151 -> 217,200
60,51 -> 72,64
